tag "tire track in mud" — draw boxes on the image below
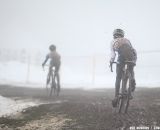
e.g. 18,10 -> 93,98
112,108 -> 146,129
118,113 -> 137,129
112,106 -> 157,130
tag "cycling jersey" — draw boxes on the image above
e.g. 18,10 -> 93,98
110,38 -> 137,64
46,51 -> 61,67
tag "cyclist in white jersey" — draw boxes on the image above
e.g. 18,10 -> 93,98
110,29 -> 137,106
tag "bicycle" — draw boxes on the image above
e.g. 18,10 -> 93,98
110,61 -> 135,113
45,66 -> 60,97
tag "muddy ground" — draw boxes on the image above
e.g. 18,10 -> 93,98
0,85 -> 160,130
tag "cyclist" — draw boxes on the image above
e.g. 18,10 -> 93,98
42,44 -> 61,91
110,29 -> 137,107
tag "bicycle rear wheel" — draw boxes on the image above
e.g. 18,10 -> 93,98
124,78 -> 132,113
118,95 -> 123,113
121,77 -> 131,113
54,82 -> 60,96
54,75 -> 60,96
50,75 -> 60,97
56,85 -> 60,96
49,75 -> 56,97
118,94 -> 128,113
118,74 -> 129,113
124,94 -> 130,113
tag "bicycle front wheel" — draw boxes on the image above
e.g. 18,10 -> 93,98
118,95 -> 128,113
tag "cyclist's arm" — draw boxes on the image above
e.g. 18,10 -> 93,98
133,48 -> 137,62
110,41 -> 116,63
42,54 -> 49,66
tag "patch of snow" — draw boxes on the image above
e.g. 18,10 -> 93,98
0,95 -> 38,117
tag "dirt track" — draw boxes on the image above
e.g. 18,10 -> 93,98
0,85 -> 160,130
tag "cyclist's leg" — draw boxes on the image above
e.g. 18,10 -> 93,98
115,63 -> 124,97
47,66 -> 52,85
128,65 -> 136,92
55,65 -> 61,91
112,63 -> 124,107
49,65 -> 55,85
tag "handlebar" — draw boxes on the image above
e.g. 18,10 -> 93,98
110,61 -> 135,72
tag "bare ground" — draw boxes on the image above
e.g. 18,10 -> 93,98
0,84 -> 160,130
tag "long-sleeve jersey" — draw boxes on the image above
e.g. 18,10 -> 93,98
110,37 -> 137,63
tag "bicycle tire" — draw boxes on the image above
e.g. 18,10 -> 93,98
124,77 -> 132,113
119,95 -> 128,113
45,73 -> 51,96
55,83 -> 60,96
56,85 -> 60,96
50,74 -> 60,97
118,70 -> 129,113
124,94 -> 130,113
49,73 -> 55,97
118,96 -> 123,113
49,87 -> 53,97
53,81 -> 57,95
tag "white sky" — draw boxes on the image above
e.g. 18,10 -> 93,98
0,0 -> 160,87
0,0 -> 160,56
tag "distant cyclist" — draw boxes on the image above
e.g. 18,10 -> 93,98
42,44 -> 61,90
110,29 -> 137,106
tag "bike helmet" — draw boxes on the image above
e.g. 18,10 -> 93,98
49,44 -> 56,51
113,29 -> 124,37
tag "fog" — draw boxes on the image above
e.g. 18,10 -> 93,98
0,0 -> 160,88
